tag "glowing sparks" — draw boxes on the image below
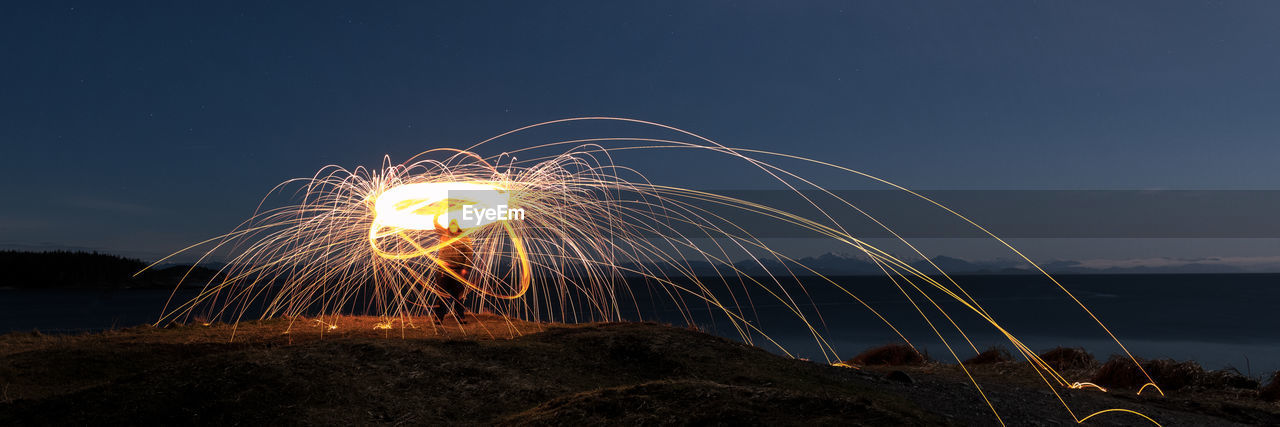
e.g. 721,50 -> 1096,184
313,319 -> 339,331
1069,382 -> 1108,392
146,117 -> 1166,426
371,182 -> 512,231
367,180 -> 533,300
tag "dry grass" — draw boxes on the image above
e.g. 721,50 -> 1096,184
1142,359 -> 1206,391
1091,356 -> 1155,389
1261,372 -> 1280,402
1090,355 -> 1266,393
1197,368 -> 1260,390
1038,347 -> 1096,371
846,343 -> 927,366
962,347 -> 1012,365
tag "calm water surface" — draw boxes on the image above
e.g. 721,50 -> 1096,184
3,273 -> 1277,374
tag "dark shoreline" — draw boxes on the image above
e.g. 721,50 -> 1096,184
5,272 -> 1280,375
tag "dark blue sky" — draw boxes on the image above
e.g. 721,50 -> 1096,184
3,1 -> 1280,259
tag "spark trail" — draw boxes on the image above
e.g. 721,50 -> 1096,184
145,117 -> 1165,425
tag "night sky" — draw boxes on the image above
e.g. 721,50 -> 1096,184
3,1 -> 1279,262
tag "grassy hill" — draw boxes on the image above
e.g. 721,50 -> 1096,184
0,316 -> 1276,425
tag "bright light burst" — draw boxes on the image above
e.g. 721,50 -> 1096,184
148,117 -> 1165,425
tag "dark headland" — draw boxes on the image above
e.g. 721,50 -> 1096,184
1,315 -> 1277,426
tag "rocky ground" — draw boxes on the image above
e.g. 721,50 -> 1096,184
1,315 -> 1276,425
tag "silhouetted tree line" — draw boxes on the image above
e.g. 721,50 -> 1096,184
0,250 -> 216,289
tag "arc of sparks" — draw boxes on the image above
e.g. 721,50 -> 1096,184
145,117 -> 1169,426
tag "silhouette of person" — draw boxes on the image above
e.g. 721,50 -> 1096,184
433,219 -> 474,323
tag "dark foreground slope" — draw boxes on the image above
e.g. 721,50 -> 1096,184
0,316 -> 1276,426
